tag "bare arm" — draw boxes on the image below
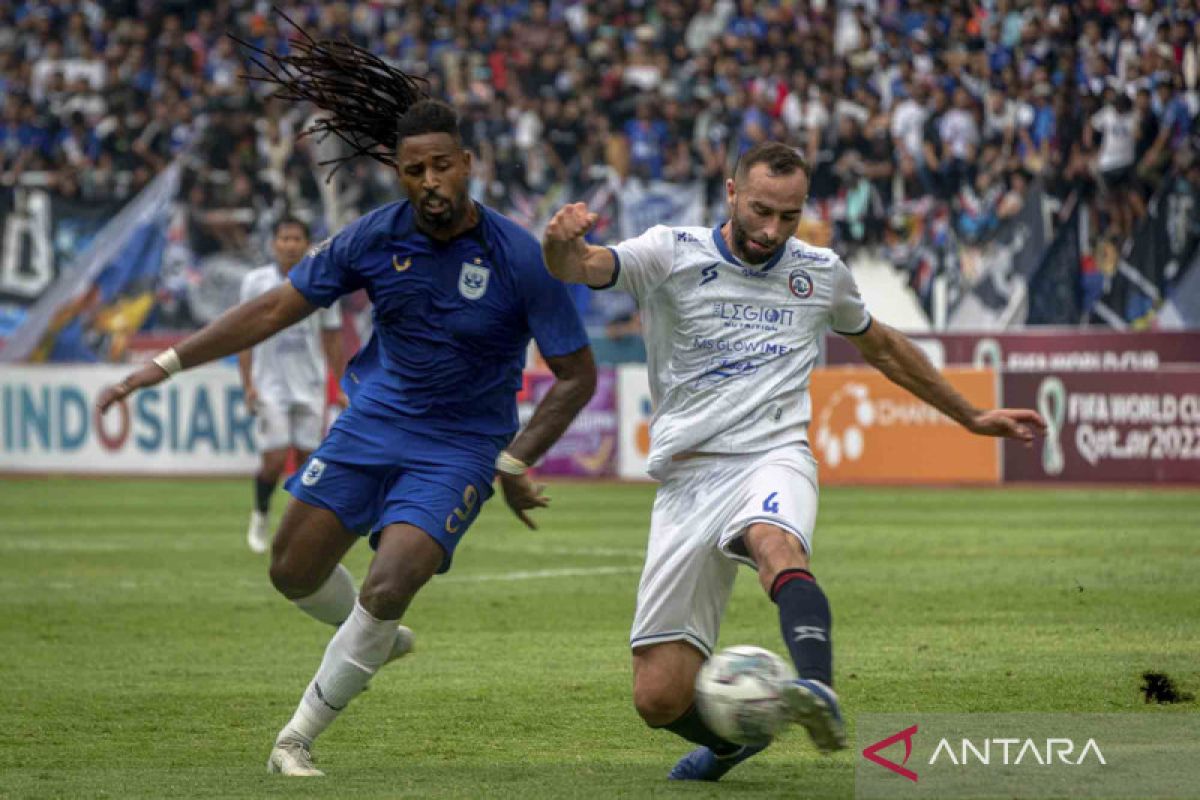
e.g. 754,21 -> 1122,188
542,202 -> 618,287
97,282 -> 317,412
497,345 -> 597,529
507,345 -> 597,465
846,320 -> 1047,441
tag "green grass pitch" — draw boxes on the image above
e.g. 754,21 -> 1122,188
0,479 -> 1196,799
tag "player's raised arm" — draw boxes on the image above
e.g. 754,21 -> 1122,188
96,282 -> 317,413
542,202 -> 617,287
845,319 -> 1048,443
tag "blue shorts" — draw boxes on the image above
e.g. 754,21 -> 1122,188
284,406 -> 504,573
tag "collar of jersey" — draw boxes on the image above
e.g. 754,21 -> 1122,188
711,222 -> 787,273
399,200 -> 490,252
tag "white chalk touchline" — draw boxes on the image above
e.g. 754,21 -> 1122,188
441,566 -> 641,583
468,542 -> 645,558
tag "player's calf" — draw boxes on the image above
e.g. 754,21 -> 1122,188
634,641 -> 753,778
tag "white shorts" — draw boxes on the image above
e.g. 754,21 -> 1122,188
256,400 -> 324,453
629,444 -> 819,657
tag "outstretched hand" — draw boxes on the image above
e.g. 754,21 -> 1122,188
497,471 -> 550,530
95,363 -> 170,414
968,408 -> 1048,446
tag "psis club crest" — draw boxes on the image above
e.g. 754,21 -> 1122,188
459,261 -> 490,300
789,269 -> 814,299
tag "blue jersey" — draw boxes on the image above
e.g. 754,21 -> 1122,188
289,200 -> 588,438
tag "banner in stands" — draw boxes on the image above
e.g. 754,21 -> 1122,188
0,188 -> 121,308
0,188 -> 123,342
518,367 -> 618,478
0,159 -> 183,363
1157,246 -> 1200,329
0,363 -> 257,474
1090,171 -> 1200,326
1002,370 -> 1200,483
949,180 -> 1047,329
808,368 -> 1000,484
1026,199 -> 1085,325
825,331 -> 1200,371
617,178 -> 705,241
617,363 -> 653,480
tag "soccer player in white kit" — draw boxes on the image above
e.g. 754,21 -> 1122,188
542,142 -> 1046,782
238,218 -> 346,553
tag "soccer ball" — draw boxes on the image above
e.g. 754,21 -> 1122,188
695,645 -> 797,746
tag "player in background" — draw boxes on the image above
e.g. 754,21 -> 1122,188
98,28 -> 596,777
543,142 -> 1046,782
239,217 -> 347,554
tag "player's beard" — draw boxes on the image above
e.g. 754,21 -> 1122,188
418,189 -> 467,232
730,209 -> 784,265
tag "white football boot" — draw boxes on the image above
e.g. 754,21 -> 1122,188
247,510 -> 270,554
386,625 -> 415,664
267,740 -> 324,777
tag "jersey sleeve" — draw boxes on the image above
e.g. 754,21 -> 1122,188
518,242 -> 590,359
606,224 -> 675,301
287,224 -> 367,308
830,259 -> 872,335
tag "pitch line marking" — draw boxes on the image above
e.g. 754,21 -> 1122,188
441,566 -> 641,583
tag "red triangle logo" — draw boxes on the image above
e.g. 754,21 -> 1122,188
862,724 -> 919,782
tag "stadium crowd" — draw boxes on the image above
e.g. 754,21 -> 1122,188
1,0 -> 1198,288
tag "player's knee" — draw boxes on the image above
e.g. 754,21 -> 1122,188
633,679 -> 691,727
358,567 -> 431,620
746,524 -> 809,569
268,548 -> 323,599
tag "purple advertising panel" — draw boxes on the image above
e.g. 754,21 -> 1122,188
825,331 -> 1200,371
1002,370 -> 1200,483
518,366 -> 617,477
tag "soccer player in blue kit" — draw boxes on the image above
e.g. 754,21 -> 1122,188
97,33 -> 596,777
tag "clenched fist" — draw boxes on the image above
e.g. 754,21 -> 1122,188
544,202 -> 599,244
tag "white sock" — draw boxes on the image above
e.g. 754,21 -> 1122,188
293,564 -> 356,626
276,601 -> 398,746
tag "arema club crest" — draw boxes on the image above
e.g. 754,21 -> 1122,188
789,269 -> 814,299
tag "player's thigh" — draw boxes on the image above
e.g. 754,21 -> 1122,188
722,447 -> 819,564
288,403 -> 324,453
630,475 -> 739,658
270,498 -> 360,597
371,462 -> 495,576
631,639 -> 707,722
358,522 -> 445,619
285,418 -> 391,537
256,400 -> 291,452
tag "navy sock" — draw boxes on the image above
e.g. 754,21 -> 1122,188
770,569 -> 833,688
658,704 -> 742,756
254,477 -> 276,513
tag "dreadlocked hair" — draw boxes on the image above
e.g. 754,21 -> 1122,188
230,9 -> 446,177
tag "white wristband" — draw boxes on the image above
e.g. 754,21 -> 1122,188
152,347 -> 182,377
495,450 -> 529,476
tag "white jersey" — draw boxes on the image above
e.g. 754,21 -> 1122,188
608,225 -> 870,478
240,265 -> 341,407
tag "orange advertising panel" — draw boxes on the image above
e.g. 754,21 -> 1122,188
809,367 -> 1000,484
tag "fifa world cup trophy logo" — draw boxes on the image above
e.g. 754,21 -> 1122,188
1037,376 -> 1067,476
